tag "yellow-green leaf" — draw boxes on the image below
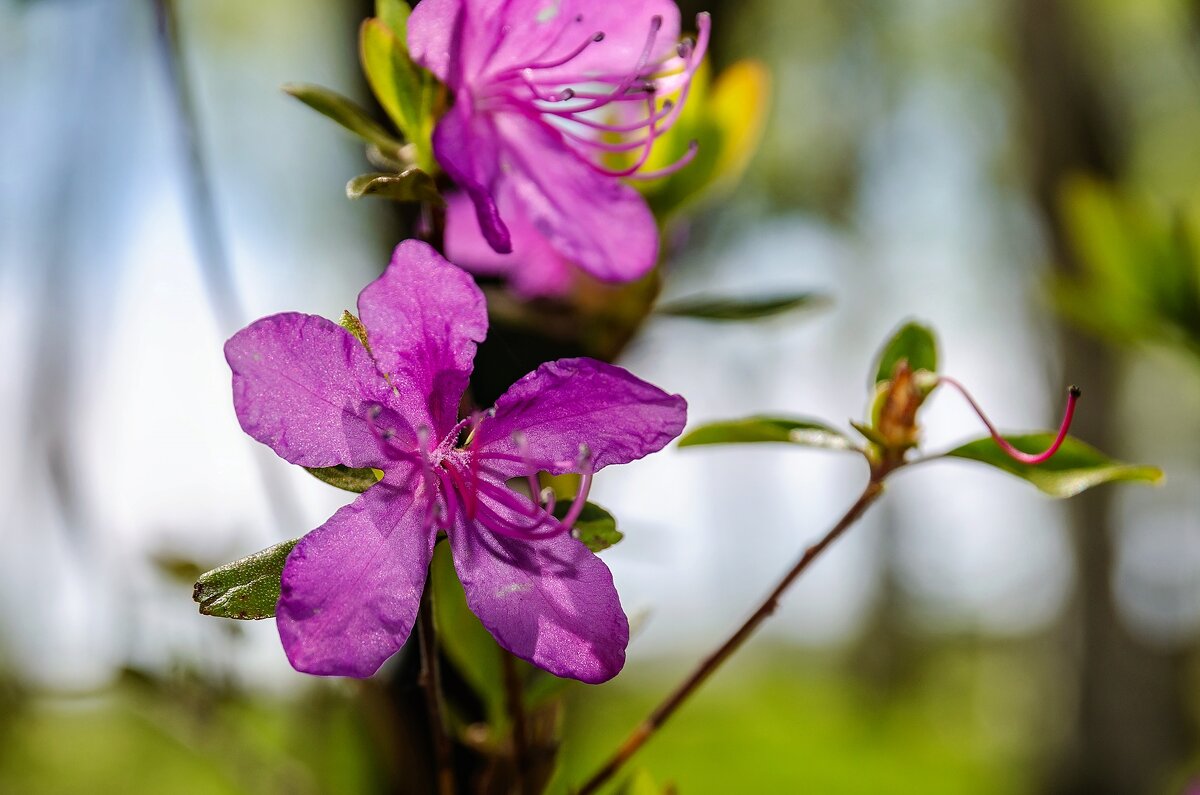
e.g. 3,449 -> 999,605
193,539 -> 299,620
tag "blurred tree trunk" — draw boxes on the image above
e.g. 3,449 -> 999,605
1012,1 -> 1193,793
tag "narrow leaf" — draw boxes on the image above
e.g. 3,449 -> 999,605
657,292 -> 825,322
346,169 -> 443,206
305,465 -> 381,493
679,416 -> 859,452
360,16 -> 438,171
945,434 -> 1163,498
873,321 -> 939,385
282,83 -> 401,154
193,539 -> 299,620
552,501 -> 623,553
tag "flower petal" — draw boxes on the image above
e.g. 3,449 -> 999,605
407,0 -> 461,84
225,312 -> 397,468
449,503 -> 628,683
277,466 -> 435,677
357,240 -> 488,438
445,190 -> 574,297
496,1 -> 682,83
494,113 -> 659,283
474,357 -> 687,475
432,102 -> 512,254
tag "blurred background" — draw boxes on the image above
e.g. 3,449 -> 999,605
2,0 -> 1198,792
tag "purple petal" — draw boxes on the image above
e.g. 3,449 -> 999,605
225,312 -> 397,468
494,1 -> 682,83
277,466 -> 435,677
449,498 -> 628,683
445,190 -> 574,298
494,113 -> 659,283
432,102 -> 511,253
357,240 -> 488,438
407,0 -> 461,84
474,357 -> 687,476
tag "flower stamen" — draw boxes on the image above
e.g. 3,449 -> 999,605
940,376 -> 1081,466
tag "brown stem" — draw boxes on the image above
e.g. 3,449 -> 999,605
575,478 -> 887,795
418,585 -> 456,795
501,650 -> 533,795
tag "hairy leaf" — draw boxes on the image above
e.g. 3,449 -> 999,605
282,83 -> 401,154
345,169 -> 443,205
193,539 -> 299,620
553,501 -> 623,553
304,465 -> 381,493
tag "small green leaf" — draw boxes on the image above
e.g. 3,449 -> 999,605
193,539 -> 299,620
873,321 -> 939,385
305,465 -> 381,493
657,292 -> 825,322
945,434 -> 1164,498
345,169 -> 443,206
679,416 -> 859,452
282,83 -> 402,155
339,311 -> 371,351
374,0 -> 411,35
552,501 -> 623,553
360,16 -> 439,172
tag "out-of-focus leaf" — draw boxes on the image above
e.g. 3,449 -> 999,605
944,434 -> 1163,498
1055,177 -> 1200,356
873,321 -> 938,386
656,292 -> 825,321
552,501 -> 623,553
304,465 -> 381,493
617,769 -> 666,795
282,83 -> 402,155
360,15 -> 438,172
641,59 -> 771,221
680,416 -> 858,452
193,539 -> 299,620
431,542 -> 508,729
375,0 -> 410,35
346,169 -> 443,205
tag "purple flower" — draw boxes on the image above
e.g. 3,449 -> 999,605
224,240 -> 686,682
408,0 -> 710,295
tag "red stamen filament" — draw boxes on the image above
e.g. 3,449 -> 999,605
940,377 -> 1081,465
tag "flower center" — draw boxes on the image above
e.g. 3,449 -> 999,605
481,12 -> 711,181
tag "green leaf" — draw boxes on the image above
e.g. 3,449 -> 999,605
657,292 -> 825,322
552,501 -> 623,553
679,416 -> 859,452
345,169 -> 443,205
360,17 -> 439,172
193,539 -> 299,620
339,310 -> 371,350
374,0 -> 410,35
304,465 -> 381,493
873,321 -> 939,385
944,434 -> 1163,498
282,83 -> 402,155
430,542 -> 508,728
617,769 -> 666,795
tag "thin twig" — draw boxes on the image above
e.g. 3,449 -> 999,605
418,585 -> 456,795
501,650 -> 533,795
576,478 -> 887,795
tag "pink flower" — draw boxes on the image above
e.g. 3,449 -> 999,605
224,241 -> 686,681
408,0 -> 709,295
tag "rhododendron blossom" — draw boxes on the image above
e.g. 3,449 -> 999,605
224,241 -> 686,682
408,0 -> 710,295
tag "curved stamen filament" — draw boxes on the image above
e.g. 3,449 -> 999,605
444,460 -> 478,521
940,376 -> 1081,466
476,500 -> 563,540
544,16 -> 663,115
364,405 -> 422,464
560,470 -> 593,529
495,30 -> 605,78
436,467 -> 460,530
627,139 -> 698,181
